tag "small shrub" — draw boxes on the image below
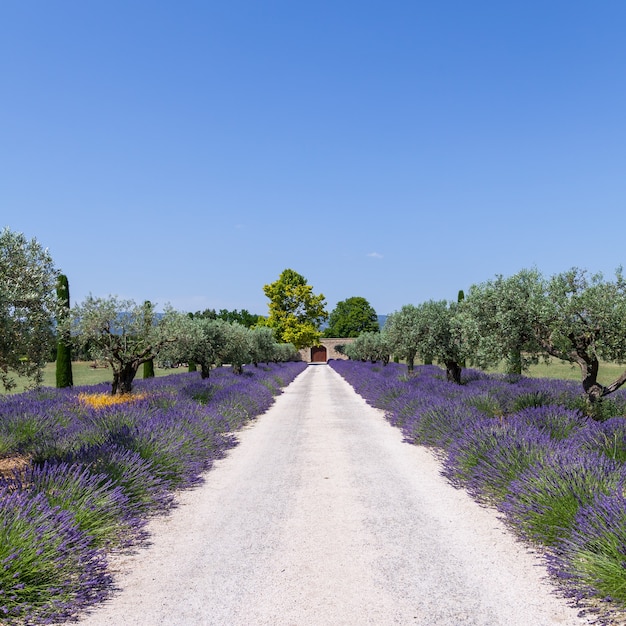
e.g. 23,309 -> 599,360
466,394 -> 503,418
442,421 -> 558,505
511,405 -> 586,441
573,417 -> 626,463
511,391 -> 552,412
549,492 -> 626,605
61,442 -> 173,515
503,451 -> 626,546
0,485 -> 111,624
20,461 -> 145,548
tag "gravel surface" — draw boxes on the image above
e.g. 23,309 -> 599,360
72,363 -> 592,626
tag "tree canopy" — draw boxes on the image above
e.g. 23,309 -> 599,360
382,304 -> 422,372
262,269 -> 328,350
323,296 -> 379,338
192,307 -> 263,328
383,300 -> 467,382
460,267 -> 626,402
459,268 -> 544,375
68,296 -> 182,394
0,228 -> 60,391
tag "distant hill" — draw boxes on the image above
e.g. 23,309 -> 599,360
377,315 -> 388,329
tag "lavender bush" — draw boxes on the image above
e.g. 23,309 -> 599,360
0,485 -> 111,624
549,492 -> 626,604
503,451 -> 626,546
0,361 -> 306,624
442,420 -> 560,505
330,359 -> 626,618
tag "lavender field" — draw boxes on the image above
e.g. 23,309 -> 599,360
0,362 -> 306,625
330,359 -> 626,621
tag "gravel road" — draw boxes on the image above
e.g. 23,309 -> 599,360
73,363 -> 591,626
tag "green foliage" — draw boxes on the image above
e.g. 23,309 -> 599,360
381,305 -> 422,371
460,267 -> 626,402
344,331 -> 389,364
143,359 -> 155,378
67,296 -> 183,394
385,301 -> 467,381
507,456 -> 624,547
192,307 -> 263,328
55,274 -> 73,388
0,227 -> 60,391
466,394 -> 503,418
510,391 -> 552,412
162,316 -> 229,379
323,296 -> 379,338
249,326 -> 277,365
263,269 -> 328,349
220,322 -> 252,374
415,300 -> 467,383
459,268 -> 545,376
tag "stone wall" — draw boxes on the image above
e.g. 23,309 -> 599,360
297,338 -> 356,363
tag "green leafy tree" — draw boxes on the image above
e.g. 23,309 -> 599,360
263,269 -> 328,350
344,331 -> 389,364
0,228 -> 60,391
68,296 -> 182,394
221,322 -> 252,374
55,274 -> 73,388
459,269 -> 544,376
538,268 -> 626,403
193,308 -> 264,328
384,300 -> 467,381
168,317 -> 229,379
461,267 -> 626,404
217,308 -> 263,328
381,305 -> 422,371
249,326 -> 278,366
323,296 -> 379,338
270,342 -> 299,362
414,300 -> 467,384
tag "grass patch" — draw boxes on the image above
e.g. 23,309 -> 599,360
485,360 -> 626,386
1,361 -> 184,395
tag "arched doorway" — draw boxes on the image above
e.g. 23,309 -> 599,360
310,346 -> 327,362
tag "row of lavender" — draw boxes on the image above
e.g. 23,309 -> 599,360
330,359 -> 626,618
0,361 -> 307,625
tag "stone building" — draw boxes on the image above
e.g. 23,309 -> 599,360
297,338 -> 356,363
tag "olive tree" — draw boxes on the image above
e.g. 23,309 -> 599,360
165,316 -> 230,379
382,305 -> 422,371
459,268 -> 545,375
272,342 -> 299,362
384,300 -> 467,381
0,228 -> 60,391
344,331 -> 389,364
539,268 -> 626,402
249,326 -> 278,366
414,300 -> 467,384
69,296 -> 182,394
461,267 -> 626,404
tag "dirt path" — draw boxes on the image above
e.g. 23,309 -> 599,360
72,364 -> 590,625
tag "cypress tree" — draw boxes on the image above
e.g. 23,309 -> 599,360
55,274 -> 74,388
143,358 -> 155,378
142,301 -> 155,378
187,313 -> 197,371
457,289 -> 466,368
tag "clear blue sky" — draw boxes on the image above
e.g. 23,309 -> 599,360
2,1 -> 625,316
